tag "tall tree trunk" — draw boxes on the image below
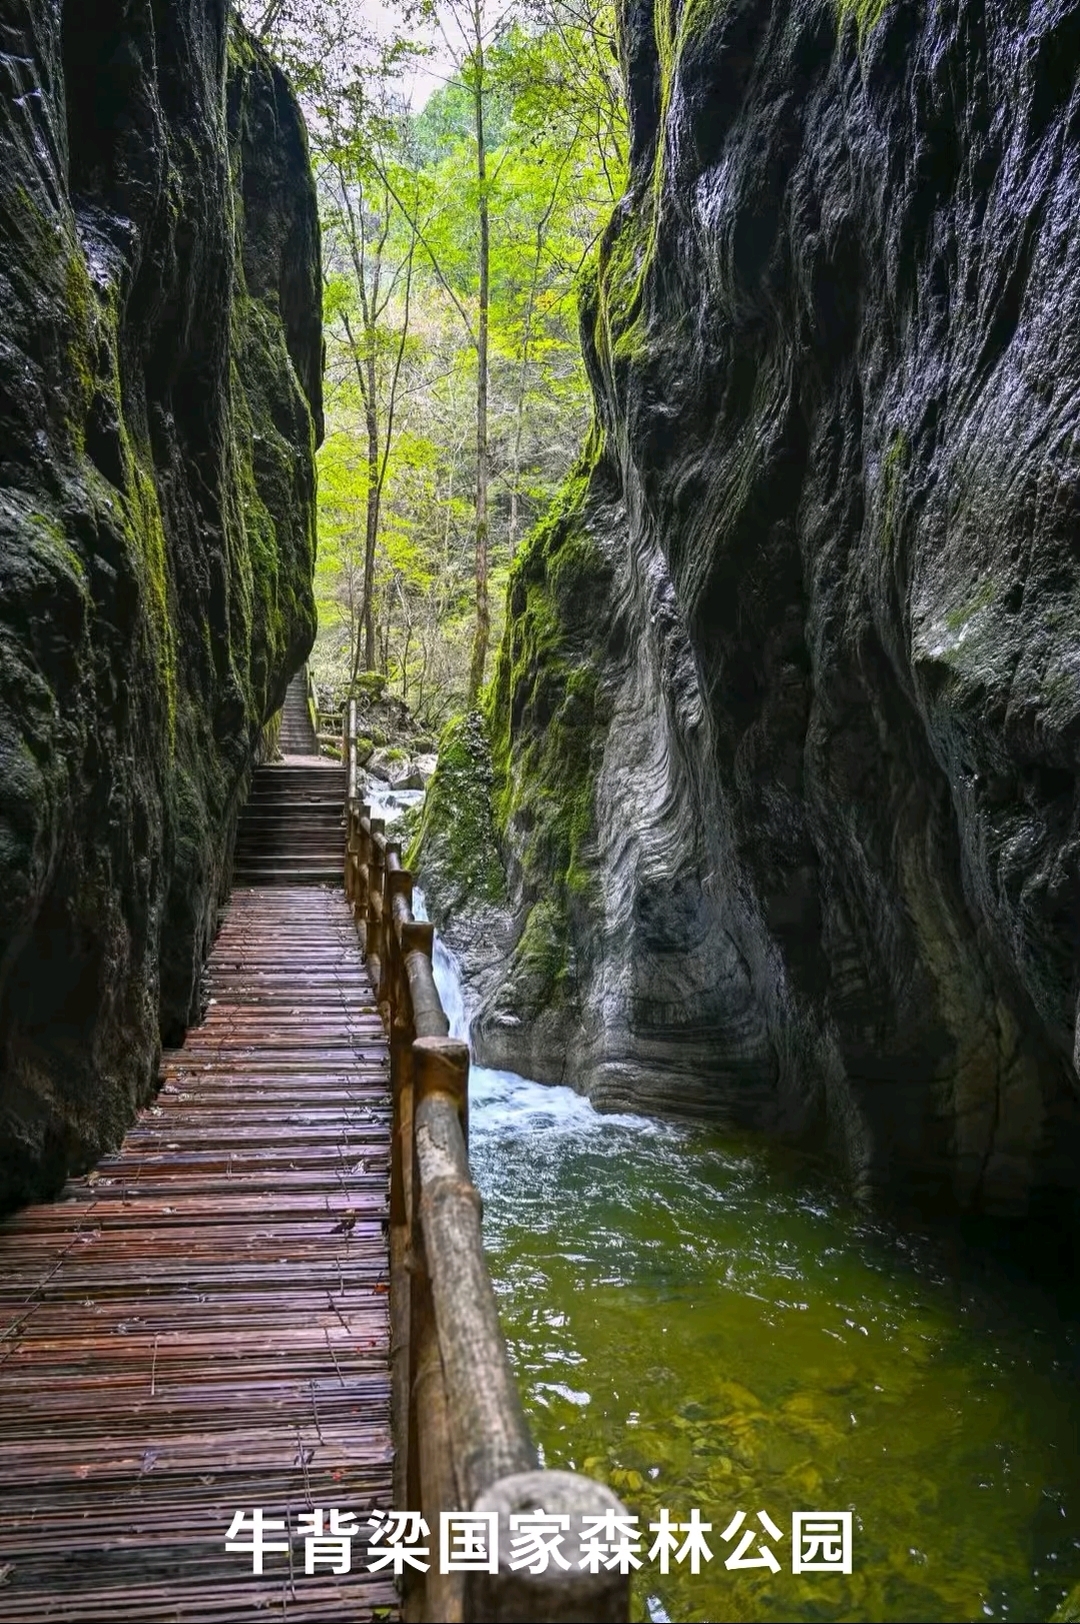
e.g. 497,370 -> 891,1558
363,361 -> 379,672
345,329 -> 381,688
467,13 -> 490,706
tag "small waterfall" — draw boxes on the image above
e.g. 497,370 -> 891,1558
412,888 -> 469,1044
431,933 -> 469,1044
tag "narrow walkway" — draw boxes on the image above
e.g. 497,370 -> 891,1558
279,666 -> 319,757
0,764 -> 395,1618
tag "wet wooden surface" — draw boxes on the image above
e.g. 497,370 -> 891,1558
0,886 -> 396,1621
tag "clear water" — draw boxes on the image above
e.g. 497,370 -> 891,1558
424,912 -> 1080,1623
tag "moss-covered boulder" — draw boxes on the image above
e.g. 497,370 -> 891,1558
0,5 -> 321,1210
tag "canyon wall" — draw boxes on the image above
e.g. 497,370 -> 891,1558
420,0 -> 1080,1213
0,3 -> 321,1209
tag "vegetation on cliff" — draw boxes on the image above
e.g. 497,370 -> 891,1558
0,10 -> 321,1209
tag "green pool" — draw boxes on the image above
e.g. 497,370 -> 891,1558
467,1063 -> 1080,1623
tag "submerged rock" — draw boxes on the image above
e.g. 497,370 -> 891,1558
421,0 -> 1080,1213
0,8 -> 321,1209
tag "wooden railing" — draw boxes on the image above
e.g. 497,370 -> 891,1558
342,699 -> 631,1623
305,662 -> 320,743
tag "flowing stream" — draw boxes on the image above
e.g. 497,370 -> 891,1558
416,902 -> 1080,1623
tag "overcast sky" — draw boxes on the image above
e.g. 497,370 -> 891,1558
358,0 -> 452,110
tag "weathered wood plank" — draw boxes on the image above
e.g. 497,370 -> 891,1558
0,883 -> 395,1623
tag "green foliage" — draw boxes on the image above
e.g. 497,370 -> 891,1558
250,0 -> 626,723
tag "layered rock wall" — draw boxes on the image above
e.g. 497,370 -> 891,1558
424,0 -> 1080,1213
0,3 -> 321,1209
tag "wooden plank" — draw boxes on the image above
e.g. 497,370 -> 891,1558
0,880 -> 396,1623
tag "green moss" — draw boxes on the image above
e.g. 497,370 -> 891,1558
27,509 -> 84,580
65,247 -> 181,750
407,710 -> 508,909
944,575 -> 996,633
487,429 -> 610,920
507,897 -> 573,1016
413,428 -> 611,1024
127,456 -> 178,750
355,670 -> 388,701
835,0 -> 891,40
226,281 -> 302,678
63,251 -> 96,435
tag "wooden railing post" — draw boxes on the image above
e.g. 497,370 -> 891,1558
388,872 -> 416,1531
346,697 -> 357,802
467,1471 -> 632,1622
366,819 -> 385,997
339,803 -> 630,1624
305,664 -> 319,741
379,843 -> 403,1007
354,805 -> 371,943
410,1035 -> 471,1624
345,699 -> 358,898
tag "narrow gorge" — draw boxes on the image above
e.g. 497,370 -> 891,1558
3,1 -> 1080,1621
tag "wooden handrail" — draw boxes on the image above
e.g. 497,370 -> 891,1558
342,728 -> 630,1624
305,662 -> 320,743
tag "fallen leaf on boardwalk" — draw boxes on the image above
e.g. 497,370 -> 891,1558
372,1282 -> 388,1294
0,1563 -> 13,1585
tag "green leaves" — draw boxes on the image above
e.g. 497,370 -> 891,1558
246,0 -> 626,715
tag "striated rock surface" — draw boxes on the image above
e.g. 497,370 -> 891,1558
420,0 -> 1080,1213
0,5 -> 321,1210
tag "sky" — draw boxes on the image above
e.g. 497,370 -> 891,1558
358,0 -> 451,110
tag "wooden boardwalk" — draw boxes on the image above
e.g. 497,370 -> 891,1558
0,881 -> 396,1622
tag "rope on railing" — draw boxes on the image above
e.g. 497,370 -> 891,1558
342,701 -> 630,1624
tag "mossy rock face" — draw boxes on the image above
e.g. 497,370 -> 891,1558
409,711 -> 509,922
0,11 -> 321,1210
412,441 -> 616,1081
425,0 -> 1080,1203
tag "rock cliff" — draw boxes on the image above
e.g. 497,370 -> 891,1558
421,0 -> 1080,1214
0,4 -> 321,1210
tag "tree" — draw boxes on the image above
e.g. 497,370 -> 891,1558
324,138 -> 418,682
244,0 -> 628,716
